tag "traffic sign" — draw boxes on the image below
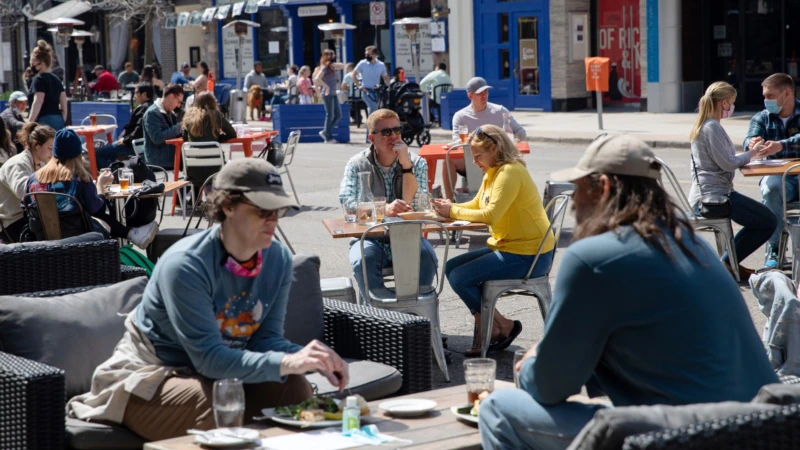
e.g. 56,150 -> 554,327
370,2 -> 386,26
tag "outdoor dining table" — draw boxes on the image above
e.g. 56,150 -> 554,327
166,130 -> 278,215
102,180 -> 191,239
143,380 -> 515,450
740,158 -> 800,177
323,217 -> 487,239
418,142 -> 531,192
67,124 -> 118,179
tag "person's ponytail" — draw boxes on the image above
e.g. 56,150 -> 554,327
689,81 -> 736,142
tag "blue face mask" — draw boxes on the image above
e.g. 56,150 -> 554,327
765,94 -> 784,115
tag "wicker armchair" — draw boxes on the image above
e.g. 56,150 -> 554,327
0,287 -> 430,449
0,240 -> 146,295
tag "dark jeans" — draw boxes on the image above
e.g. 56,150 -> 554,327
92,208 -> 130,239
322,95 -> 342,141
1,218 -> 26,243
694,191 -> 777,264
96,143 -> 135,169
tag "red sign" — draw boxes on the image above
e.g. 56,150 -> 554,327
585,57 -> 610,92
598,0 -> 641,104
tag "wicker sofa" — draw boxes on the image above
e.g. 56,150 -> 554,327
0,254 -> 431,450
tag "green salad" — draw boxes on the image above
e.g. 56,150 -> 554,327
274,396 -> 339,420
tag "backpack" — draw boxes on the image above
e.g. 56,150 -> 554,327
110,156 -> 159,227
120,244 -> 155,277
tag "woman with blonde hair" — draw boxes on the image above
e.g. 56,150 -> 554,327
27,40 -> 68,131
297,66 -> 314,105
688,81 -> 775,278
24,129 -> 158,246
433,124 -> 554,356
314,49 -> 345,143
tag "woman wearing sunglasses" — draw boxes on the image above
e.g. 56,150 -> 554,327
434,125 -> 555,356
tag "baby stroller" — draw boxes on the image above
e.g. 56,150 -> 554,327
380,81 -> 431,147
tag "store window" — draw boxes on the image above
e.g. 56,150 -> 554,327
518,17 -> 539,95
394,0 -> 431,18
257,9 -> 288,76
500,49 -> 510,79
499,14 -> 509,43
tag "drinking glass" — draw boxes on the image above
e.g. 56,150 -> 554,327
213,378 -> 245,428
513,349 -> 527,388
119,169 -> 133,191
458,125 -> 469,143
89,113 -> 97,127
341,200 -> 357,223
374,196 -> 386,222
415,191 -> 433,212
464,358 -> 496,404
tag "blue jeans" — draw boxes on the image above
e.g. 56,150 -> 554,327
362,90 -> 380,115
694,191 -> 777,262
446,248 -> 554,314
349,238 -> 438,299
480,388 -> 609,450
95,143 -> 135,169
37,114 -> 65,131
322,95 -> 342,141
760,175 -> 799,248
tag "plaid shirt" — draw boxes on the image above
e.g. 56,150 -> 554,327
338,148 -> 429,209
743,99 -> 800,159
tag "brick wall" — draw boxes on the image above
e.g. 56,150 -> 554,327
160,9 -> 178,79
200,0 -> 220,76
549,0 -> 591,110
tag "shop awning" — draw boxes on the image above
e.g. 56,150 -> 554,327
33,0 -> 92,23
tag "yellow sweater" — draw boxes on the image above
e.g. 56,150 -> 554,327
450,162 -> 555,256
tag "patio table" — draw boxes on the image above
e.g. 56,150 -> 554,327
67,124 -> 117,179
143,381 -> 515,450
418,142 -> 530,192
740,158 -> 800,177
323,217 -> 487,239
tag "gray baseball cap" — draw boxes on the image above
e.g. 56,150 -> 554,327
214,159 -> 299,211
9,91 -> 27,103
466,77 -> 492,94
551,135 -> 661,182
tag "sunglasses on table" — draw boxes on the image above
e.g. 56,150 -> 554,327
372,126 -> 403,137
473,126 -> 498,145
239,199 -> 289,219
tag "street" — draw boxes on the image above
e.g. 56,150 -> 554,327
158,140 -> 771,388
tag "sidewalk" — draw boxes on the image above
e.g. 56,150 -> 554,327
253,109 -> 756,150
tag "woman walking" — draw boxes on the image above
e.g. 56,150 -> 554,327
27,40 -> 67,131
688,81 -> 776,279
314,49 -> 344,144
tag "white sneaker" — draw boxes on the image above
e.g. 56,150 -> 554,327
319,130 -> 327,141
127,221 -> 159,248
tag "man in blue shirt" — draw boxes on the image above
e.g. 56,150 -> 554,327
479,135 -> 779,450
352,45 -> 390,117
743,73 -> 800,268
169,62 -> 195,85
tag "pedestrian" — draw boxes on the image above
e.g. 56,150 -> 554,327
352,46 -> 390,116
314,49 -> 344,144
27,40 -> 67,131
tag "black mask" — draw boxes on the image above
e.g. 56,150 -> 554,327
30,64 -> 39,75
365,55 -> 373,62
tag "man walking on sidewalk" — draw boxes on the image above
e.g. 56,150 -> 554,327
353,46 -> 390,117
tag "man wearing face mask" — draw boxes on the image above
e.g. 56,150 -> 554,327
744,73 -> 800,268
352,46 -> 390,117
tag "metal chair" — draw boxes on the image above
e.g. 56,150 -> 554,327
777,163 -> 800,280
478,194 -> 570,358
656,156 -> 741,282
132,138 -> 145,157
21,192 -> 92,241
446,143 -> 484,248
267,130 -> 301,205
541,181 -> 575,221
181,142 -> 225,216
431,83 -> 453,126
80,114 -> 118,127
286,84 -> 299,105
348,88 -> 366,128
359,220 -> 451,381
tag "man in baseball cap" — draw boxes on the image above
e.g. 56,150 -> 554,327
170,61 -> 195,85
479,133 -> 779,449
445,76 -> 526,199
90,64 -> 119,94
1,92 -> 28,152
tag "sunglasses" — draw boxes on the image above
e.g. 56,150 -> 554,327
240,199 -> 288,220
372,126 -> 402,137
473,126 -> 498,145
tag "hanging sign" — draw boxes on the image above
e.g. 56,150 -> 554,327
177,12 -> 190,27
216,5 -> 231,20
232,2 -> 245,17
189,11 -> 203,26
201,7 -> 217,23
393,22 -> 433,80
298,5 -> 327,17
245,0 -> 259,14
164,14 -> 178,29
370,2 -> 386,26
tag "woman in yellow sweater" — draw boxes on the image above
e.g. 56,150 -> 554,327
433,125 -> 554,356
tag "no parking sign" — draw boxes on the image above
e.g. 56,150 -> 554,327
370,2 -> 386,26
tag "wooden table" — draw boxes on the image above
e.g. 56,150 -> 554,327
68,124 -> 117,179
143,381 -> 515,450
104,180 -> 191,225
418,142 -> 530,192
323,217 -> 488,239
740,159 -> 800,177
166,131 -> 278,215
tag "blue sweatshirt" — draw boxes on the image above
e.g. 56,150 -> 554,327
521,227 -> 778,407
134,225 -> 302,383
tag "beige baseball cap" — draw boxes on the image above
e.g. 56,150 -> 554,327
214,158 -> 299,211
550,134 -> 661,182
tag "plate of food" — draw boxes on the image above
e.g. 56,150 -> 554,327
450,390 -> 491,425
263,395 -> 371,429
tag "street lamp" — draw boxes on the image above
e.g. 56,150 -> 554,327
393,17 -> 432,125
222,19 -> 260,123
47,27 -> 93,100
317,22 -> 356,77
49,18 -> 85,92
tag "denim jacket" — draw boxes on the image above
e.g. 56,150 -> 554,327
750,270 -> 800,376
142,99 -> 181,169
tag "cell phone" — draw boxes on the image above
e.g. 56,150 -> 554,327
383,216 -> 404,223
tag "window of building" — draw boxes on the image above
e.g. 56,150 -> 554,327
500,49 -> 510,79
257,9 -> 288,77
394,0 -> 432,18
499,13 -> 509,43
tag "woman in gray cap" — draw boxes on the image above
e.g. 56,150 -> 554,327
68,158 -> 349,441
23,128 -> 158,246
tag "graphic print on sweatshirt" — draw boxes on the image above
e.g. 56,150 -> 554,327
215,291 -> 264,348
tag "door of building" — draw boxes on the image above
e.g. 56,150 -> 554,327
511,12 -> 550,110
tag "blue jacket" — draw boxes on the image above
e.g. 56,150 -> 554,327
142,99 -> 181,169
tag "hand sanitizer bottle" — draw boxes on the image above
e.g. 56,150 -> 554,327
342,396 -> 360,433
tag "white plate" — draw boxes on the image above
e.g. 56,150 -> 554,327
261,408 -> 341,429
450,404 -> 479,425
378,398 -> 437,417
193,428 -> 260,448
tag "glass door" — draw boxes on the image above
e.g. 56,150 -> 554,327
512,13 -> 549,109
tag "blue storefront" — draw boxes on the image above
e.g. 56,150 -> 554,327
472,0 -> 551,111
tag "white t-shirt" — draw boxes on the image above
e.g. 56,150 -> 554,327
451,102 -> 526,142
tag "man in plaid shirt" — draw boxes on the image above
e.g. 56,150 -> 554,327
743,73 -> 800,268
338,109 -> 438,298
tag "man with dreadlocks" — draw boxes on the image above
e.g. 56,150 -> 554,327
478,135 -> 778,450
